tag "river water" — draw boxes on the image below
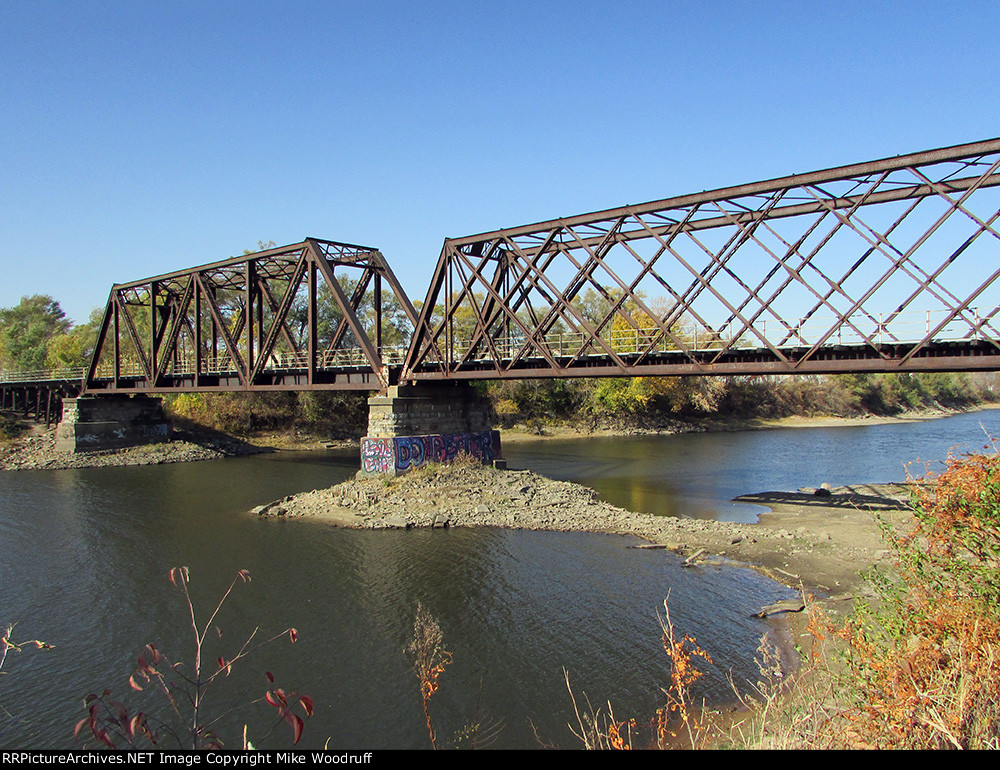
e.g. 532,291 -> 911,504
1,410 -> 997,750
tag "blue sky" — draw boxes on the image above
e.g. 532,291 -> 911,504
2,0 -> 999,324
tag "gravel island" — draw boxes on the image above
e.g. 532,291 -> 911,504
251,460 -> 915,598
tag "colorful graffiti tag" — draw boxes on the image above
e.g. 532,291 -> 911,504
360,436 -> 395,474
360,430 -> 502,475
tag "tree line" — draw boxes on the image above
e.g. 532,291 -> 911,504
485,371 -> 999,433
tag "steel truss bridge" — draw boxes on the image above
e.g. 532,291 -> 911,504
3,137 -> 1000,403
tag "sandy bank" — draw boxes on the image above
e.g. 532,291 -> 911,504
251,461 -> 915,600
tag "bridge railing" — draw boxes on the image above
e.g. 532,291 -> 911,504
445,306 -> 993,363
0,367 -> 87,384
4,303 -> 990,387
86,346 -> 412,382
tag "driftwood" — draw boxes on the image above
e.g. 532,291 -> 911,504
682,547 -> 707,567
752,599 -> 806,618
629,543 -> 673,550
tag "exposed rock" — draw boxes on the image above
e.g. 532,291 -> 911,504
0,424 -> 265,471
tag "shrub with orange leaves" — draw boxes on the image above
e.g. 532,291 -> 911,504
905,448 -> 1000,605
834,449 -> 1000,749
655,599 -> 714,749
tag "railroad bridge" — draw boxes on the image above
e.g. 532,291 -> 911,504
3,138 -> 1000,468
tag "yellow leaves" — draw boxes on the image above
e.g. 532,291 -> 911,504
418,651 -> 452,701
0,623 -> 53,677
606,717 -> 634,750
662,632 -> 713,694
656,599 -> 714,749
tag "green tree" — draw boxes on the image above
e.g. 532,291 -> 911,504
45,306 -> 104,369
0,295 -> 71,371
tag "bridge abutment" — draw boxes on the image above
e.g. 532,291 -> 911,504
360,382 -> 502,475
55,395 -> 172,453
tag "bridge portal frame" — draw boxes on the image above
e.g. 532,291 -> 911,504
84,238 -> 417,395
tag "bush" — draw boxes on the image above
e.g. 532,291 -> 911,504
0,413 -> 27,441
164,392 -> 367,438
834,449 -> 1000,749
76,568 -> 311,750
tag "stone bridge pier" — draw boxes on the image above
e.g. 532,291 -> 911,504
55,395 -> 172,453
360,382 -> 502,475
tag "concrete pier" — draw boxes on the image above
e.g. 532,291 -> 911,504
360,382 -> 501,475
54,396 -> 172,453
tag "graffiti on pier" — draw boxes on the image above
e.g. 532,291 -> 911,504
361,437 -> 395,474
361,430 -> 502,475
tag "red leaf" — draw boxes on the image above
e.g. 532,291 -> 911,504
288,628 -> 298,643
265,690 -> 286,708
298,695 -> 314,716
110,701 -> 128,724
218,657 -> 231,676
129,674 -> 144,691
168,566 -> 189,586
128,714 -> 146,740
96,728 -> 116,749
283,711 -> 304,744
74,718 -> 89,740
237,569 -> 251,583
265,671 -> 275,683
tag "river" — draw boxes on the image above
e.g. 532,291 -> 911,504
1,410 -> 997,750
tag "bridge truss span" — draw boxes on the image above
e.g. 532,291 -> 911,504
85,238 -> 417,394
402,138 -> 1000,380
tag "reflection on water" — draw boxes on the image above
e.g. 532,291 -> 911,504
1,410 -> 996,748
504,410 -> 1000,523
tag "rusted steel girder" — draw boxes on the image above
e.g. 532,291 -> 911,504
402,138 -> 1000,380
85,239 -> 417,394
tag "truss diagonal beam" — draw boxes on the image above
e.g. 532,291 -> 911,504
403,137 -> 1000,381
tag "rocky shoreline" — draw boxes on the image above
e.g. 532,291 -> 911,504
2,402 -> 983,473
252,459 -> 915,598
0,424 -> 265,471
